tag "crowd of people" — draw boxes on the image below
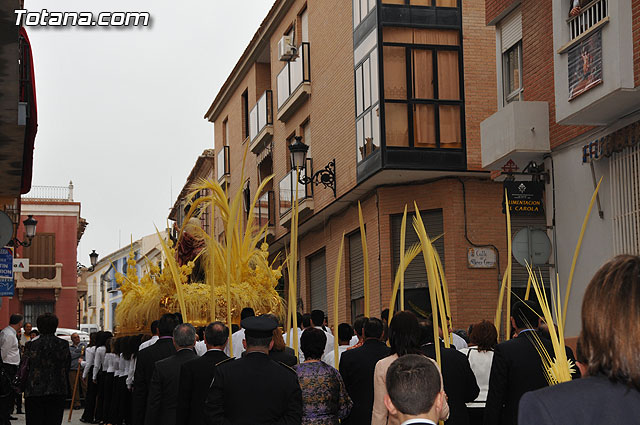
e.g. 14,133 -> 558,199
0,254 -> 638,425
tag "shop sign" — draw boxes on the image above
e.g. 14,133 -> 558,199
503,181 -> 544,216
0,248 -> 14,297
582,121 -> 640,163
467,247 -> 497,269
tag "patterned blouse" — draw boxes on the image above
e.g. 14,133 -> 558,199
294,361 -> 353,425
23,334 -> 71,398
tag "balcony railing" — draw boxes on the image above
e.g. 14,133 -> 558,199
22,182 -> 74,202
254,190 -> 275,228
278,160 -> 313,217
568,0 -> 608,41
217,146 -> 230,181
277,43 -> 311,109
250,90 -> 273,142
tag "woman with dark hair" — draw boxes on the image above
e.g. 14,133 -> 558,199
80,332 -> 99,423
294,327 -> 352,424
109,337 -> 128,425
22,313 -> 71,425
459,320 -> 497,425
519,255 -> 640,424
263,315 -> 297,367
372,311 -> 449,425
126,335 -> 143,392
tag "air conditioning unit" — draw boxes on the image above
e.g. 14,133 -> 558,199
278,35 -> 297,61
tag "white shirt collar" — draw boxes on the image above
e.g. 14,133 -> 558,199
207,348 -> 224,352
401,419 -> 437,425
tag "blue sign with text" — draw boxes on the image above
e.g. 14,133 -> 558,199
0,279 -> 14,297
0,248 -> 13,279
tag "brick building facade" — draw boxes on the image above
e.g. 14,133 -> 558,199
481,0 -> 640,336
0,184 -> 87,329
205,0 -> 509,330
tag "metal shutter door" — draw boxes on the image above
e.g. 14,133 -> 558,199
510,215 -> 551,287
500,8 -> 522,53
308,250 -> 327,313
349,232 -> 364,300
391,210 -> 445,289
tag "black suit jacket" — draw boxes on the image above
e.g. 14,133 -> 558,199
145,348 -> 198,425
133,338 -> 177,425
268,347 -> 297,367
204,351 -> 302,425
421,343 -> 479,425
339,339 -> 390,425
483,331 -> 580,425
519,375 -> 640,425
177,349 -> 229,425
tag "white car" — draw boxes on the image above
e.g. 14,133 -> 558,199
31,327 -> 90,345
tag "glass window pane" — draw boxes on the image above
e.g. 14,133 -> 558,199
436,0 -> 457,7
383,46 -> 407,100
363,58 -> 371,110
353,0 -> 360,28
357,117 -> 364,162
360,0 -> 368,19
412,50 -> 434,99
356,65 -> 364,116
364,110 -> 372,155
413,104 -> 436,148
303,122 -> 311,158
439,105 -> 462,148
504,43 -> 521,99
413,29 -> 459,45
372,107 -> 380,153
437,51 -> 460,100
410,0 -> 432,6
370,49 -> 379,105
385,102 -> 409,147
368,0 -> 377,13
383,27 -> 413,44
382,0 -> 406,4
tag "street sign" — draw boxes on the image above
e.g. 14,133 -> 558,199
0,247 -> 14,297
512,227 -> 552,267
13,258 -> 29,273
0,279 -> 14,297
0,247 -> 13,279
467,247 -> 497,269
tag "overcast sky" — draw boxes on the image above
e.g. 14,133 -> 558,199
23,0 -> 274,264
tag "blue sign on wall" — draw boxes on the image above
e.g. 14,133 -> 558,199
0,248 -> 14,296
0,248 -> 13,279
0,279 -> 14,297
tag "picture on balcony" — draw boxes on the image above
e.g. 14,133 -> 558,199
568,29 -> 602,101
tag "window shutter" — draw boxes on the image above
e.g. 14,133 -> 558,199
23,233 -> 55,280
308,250 -> 327,314
349,232 -> 364,300
391,210 -> 444,290
500,8 -> 522,53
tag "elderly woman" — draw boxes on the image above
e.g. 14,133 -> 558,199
459,320 -> 498,425
22,313 -> 71,425
519,255 -> 640,424
372,311 -> 449,425
294,327 -> 352,424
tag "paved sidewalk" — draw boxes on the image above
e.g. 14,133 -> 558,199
12,409 -> 84,425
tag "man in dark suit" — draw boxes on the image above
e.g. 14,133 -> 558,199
132,313 -> 179,425
484,301 -> 580,425
145,323 -> 197,425
177,322 -> 230,425
420,323 -> 479,425
384,354 -> 447,425
204,315 -> 302,425
339,317 -> 389,425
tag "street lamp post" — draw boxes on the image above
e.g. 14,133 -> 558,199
287,136 -> 336,197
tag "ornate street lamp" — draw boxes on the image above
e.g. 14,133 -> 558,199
287,136 -> 336,197
10,215 -> 37,247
